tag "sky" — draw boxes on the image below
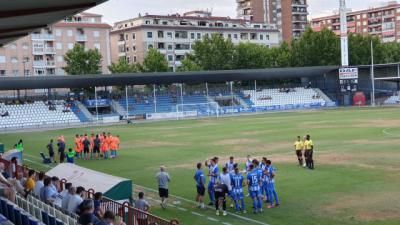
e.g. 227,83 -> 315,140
88,0 -> 397,24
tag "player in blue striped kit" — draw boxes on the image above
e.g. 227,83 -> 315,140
231,167 -> 246,214
205,157 -> 219,206
246,164 -> 263,214
266,160 -> 280,208
260,157 -> 269,203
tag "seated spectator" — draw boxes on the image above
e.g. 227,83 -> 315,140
78,199 -> 100,225
24,169 -> 36,193
67,186 -> 84,213
135,192 -> 150,225
0,172 -> 15,202
62,186 -> 75,210
33,172 -> 44,197
55,182 -> 72,207
41,177 -> 58,204
0,110 -> 9,117
0,163 -> 10,179
94,192 -> 104,218
97,210 -> 115,225
51,176 -> 60,194
9,172 -> 26,197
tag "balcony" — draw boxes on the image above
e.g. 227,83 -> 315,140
292,1 -> 307,7
75,35 -> 87,42
292,9 -> 308,15
33,60 -> 55,68
31,34 -> 55,41
32,47 -> 56,55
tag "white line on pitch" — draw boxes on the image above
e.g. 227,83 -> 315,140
191,211 -> 204,217
135,184 -> 270,225
207,217 -> 219,222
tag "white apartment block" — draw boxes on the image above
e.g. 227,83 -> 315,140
0,12 -> 111,78
110,11 -> 280,71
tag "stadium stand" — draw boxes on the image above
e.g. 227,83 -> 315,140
0,101 -> 80,128
384,94 -> 400,104
242,87 -> 331,107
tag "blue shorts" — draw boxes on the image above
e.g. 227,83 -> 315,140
232,189 -> 244,200
249,190 -> 262,198
196,186 -> 205,196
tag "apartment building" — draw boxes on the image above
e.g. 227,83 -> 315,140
110,11 -> 280,72
311,1 -> 400,43
0,12 -> 111,78
236,0 -> 308,41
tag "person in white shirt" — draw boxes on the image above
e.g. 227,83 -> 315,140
54,182 -> 72,207
33,172 -> 45,197
67,186 -> 84,213
62,186 -> 75,210
219,167 -> 234,208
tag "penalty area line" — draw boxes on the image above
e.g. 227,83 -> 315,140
382,128 -> 400,137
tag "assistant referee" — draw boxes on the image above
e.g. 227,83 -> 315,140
304,135 -> 314,169
294,136 -> 304,166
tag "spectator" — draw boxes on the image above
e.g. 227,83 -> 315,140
34,172 -> 45,197
47,139 -> 55,163
51,176 -> 60,193
0,163 -> 10,179
156,166 -> 170,209
93,192 -> 104,218
67,186 -> 84,213
78,199 -> 100,225
170,219 -> 180,225
96,210 -> 115,225
0,172 -> 15,202
9,172 -> 26,196
55,182 -> 72,207
10,157 -> 17,178
24,169 -> 36,193
135,192 -> 150,225
62,186 -> 75,210
42,177 -> 57,204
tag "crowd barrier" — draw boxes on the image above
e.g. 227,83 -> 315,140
0,158 -> 172,225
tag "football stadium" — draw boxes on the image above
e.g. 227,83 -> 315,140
1,0 -> 400,225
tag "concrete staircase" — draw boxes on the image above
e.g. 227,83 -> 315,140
75,101 -> 94,121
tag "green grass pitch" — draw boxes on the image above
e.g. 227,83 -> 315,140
1,107 -> 400,225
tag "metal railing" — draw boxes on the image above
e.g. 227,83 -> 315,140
0,158 -> 172,225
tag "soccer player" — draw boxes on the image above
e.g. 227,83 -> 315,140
247,164 -> 263,214
93,134 -> 101,160
245,155 -> 252,173
47,139 -> 55,163
260,157 -> 269,202
225,156 -> 235,174
205,157 -> 219,206
82,134 -> 90,160
194,163 -> 206,209
294,136 -> 304,166
231,167 -> 246,213
114,135 -> 120,158
304,134 -> 314,169
90,133 -> 95,159
74,134 -> 80,159
266,160 -> 280,208
214,183 -> 228,216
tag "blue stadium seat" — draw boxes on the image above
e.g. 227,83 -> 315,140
13,208 -> 21,225
6,202 -> 14,223
29,217 -> 39,225
20,212 -> 29,225
55,219 -> 64,225
0,199 -> 8,218
41,211 -> 49,225
48,215 -> 56,225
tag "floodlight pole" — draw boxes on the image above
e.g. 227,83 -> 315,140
153,84 -> 157,113
370,40 -> 376,106
94,86 -> 99,122
180,83 -> 184,106
254,80 -> 257,113
230,81 -> 234,114
125,85 -> 129,119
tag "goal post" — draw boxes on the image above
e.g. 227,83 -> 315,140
175,102 -> 220,120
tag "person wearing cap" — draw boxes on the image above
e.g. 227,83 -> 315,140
156,166 -> 171,209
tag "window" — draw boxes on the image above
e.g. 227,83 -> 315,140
94,43 -> 101,50
191,33 -> 195,39
197,33 -> 201,39
260,34 -> 263,40
234,34 -> 238,39
363,21 -> 367,26
175,31 -> 188,39
148,44 -> 153,49
67,30 -> 73,37
11,57 -> 18,63
22,43 -> 29,50
362,14 -> 367,19
22,57 -> 30,63
125,34 -> 129,40
158,31 -> 164,38
126,46 -> 129,52
167,55 -> 173,61
357,22 -> 361,26
228,34 -> 232,39
266,35 -> 270,40
0,70 -> 5,76
147,32 -> 153,38
168,45 -> 173,50
24,70 -> 30,76
250,33 -> 257,40
167,32 -> 173,38
132,33 -> 136,40
9,43 -> 17,49
132,46 -> 136,51
57,56 -> 63,62
56,43 -> 62,50
93,31 -> 100,37
133,56 -> 137,62
68,43 -> 74,49
55,29 -> 62,36
145,20 -> 150,24
12,70 -> 18,76
356,15 -> 361,20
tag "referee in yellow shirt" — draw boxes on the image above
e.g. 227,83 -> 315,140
304,135 -> 314,169
294,136 -> 304,166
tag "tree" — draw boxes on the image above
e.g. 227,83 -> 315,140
190,33 -> 236,70
143,48 -> 169,72
178,56 -> 203,72
291,28 -> 340,67
64,44 -> 102,75
108,58 -> 141,73
233,43 -> 273,69
270,42 -> 292,67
